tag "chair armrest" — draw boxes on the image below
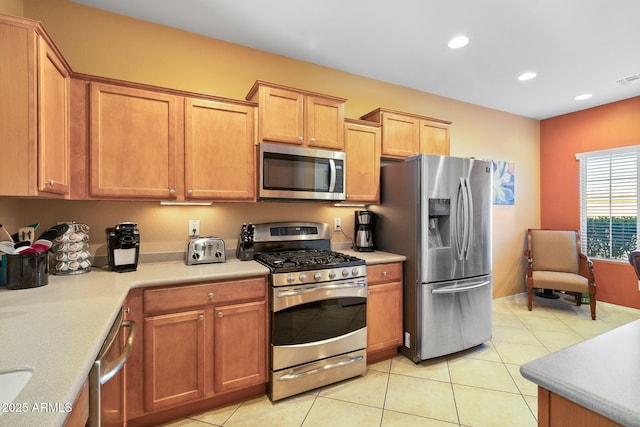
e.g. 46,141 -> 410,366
579,253 -> 596,284
523,249 -> 533,277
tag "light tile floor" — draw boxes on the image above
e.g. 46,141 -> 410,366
161,294 -> 640,427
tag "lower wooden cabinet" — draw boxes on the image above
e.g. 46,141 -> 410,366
125,277 -> 267,422
143,309 -> 209,411
213,301 -> 266,394
537,387 -> 622,427
366,262 -> 403,362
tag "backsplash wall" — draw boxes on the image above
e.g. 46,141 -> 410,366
15,199 -> 358,260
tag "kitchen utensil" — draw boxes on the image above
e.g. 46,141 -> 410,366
0,242 -> 16,254
37,223 -> 69,242
18,227 -> 36,244
0,225 -> 13,243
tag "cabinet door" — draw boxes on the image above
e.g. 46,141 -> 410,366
258,86 -> 304,145
419,119 -> 450,155
185,99 -> 255,200
143,309 -> 210,411
90,83 -> 180,198
381,112 -> 420,158
305,95 -> 345,150
37,36 -> 70,195
213,300 -> 266,394
344,122 -> 380,203
367,281 -> 403,353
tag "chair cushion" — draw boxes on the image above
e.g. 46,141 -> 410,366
531,230 -> 579,274
532,270 -> 590,293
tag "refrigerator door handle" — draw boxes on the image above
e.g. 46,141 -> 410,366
431,280 -> 491,294
463,177 -> 473,260
455,180 -> 465,260
457,177 -> 472,260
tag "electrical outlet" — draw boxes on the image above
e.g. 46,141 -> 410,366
189,220 -> 200,237
334,217 -> 341,231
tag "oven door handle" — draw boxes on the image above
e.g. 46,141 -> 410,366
100,319 -> 136,384
277,355 -> 364,381
276,281 -> 366,297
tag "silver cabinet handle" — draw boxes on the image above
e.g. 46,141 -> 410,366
169,189 -> 176,195
297,136 -> 303,142
207,292 -> 213,298
382,271 -> 388,276
198,314 -> 204,320
46,180 -> 55,186
217,312 -> 223,317
187,189 -> 193,195
310,137 -> 316,143
100,319 -> 135,384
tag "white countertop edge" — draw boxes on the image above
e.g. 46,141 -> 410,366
520,319 -> 640,426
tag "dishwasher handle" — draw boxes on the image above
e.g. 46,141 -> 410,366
431,280 -> 491,295
100,319 -> 135,384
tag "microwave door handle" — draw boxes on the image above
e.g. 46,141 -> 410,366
328,159 -> 336,192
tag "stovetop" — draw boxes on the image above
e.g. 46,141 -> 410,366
255,249 -> 365,273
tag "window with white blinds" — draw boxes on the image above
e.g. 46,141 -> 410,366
576,146 -> 640,261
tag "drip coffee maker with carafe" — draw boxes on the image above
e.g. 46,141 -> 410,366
354,210 -> 375,252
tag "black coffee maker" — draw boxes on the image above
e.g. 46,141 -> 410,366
106,222 -> 140,272
354,210 -> 375,252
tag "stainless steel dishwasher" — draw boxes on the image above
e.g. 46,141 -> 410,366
88,309 -> 135,427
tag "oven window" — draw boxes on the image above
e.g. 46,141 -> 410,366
263,153 -> 333,192
272,297 -> 366,346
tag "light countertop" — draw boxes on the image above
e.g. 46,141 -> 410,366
520,319 -> 640,426
0,250 -> 403,426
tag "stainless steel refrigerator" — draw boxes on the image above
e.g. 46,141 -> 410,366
373,154 -> 493,362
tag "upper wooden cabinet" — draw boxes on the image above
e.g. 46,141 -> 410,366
184,98 -> 256,201
246,81 -> 346,150
0,15 -> 70,197
344,119 -> 381,204
89,82 -> 181,199
360,109 -> 451,159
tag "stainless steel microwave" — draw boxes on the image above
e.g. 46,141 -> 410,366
259,142 -> 346,201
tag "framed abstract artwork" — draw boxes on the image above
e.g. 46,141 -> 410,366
492,160 -> 515,205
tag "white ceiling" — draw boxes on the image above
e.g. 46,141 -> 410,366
71,0 -> 640,119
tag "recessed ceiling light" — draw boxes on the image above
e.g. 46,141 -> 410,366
575,93 -> 592,101
518,72 -> 537,81
448,36 -> 469,49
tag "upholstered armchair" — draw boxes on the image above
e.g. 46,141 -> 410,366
524,229 -> 597,320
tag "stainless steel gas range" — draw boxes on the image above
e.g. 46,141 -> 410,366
250,222 -> 368,401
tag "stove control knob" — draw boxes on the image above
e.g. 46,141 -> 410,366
329,271 -> 337,279
351,268 -> 360,276
299,273 -> 308,282
287,274 -> 295,284
314,272 -> 323,281
341,269 -> 349,278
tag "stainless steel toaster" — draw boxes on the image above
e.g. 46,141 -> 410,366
186,237 -> 226,265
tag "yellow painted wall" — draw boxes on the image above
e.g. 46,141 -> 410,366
0,0 -> 23,16
3,0 -> 540,298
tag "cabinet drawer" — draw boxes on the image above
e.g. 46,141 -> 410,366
367,263 -> 402,285
143,277 -> 267,314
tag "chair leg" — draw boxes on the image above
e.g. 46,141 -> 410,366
575,292 -> 582,306
590,294 -> 596,320
527,288 -> 533,311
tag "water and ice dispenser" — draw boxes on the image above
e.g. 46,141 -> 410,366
428,199 -> 450,248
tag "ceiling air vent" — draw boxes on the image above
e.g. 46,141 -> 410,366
616,74 -> 640,86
